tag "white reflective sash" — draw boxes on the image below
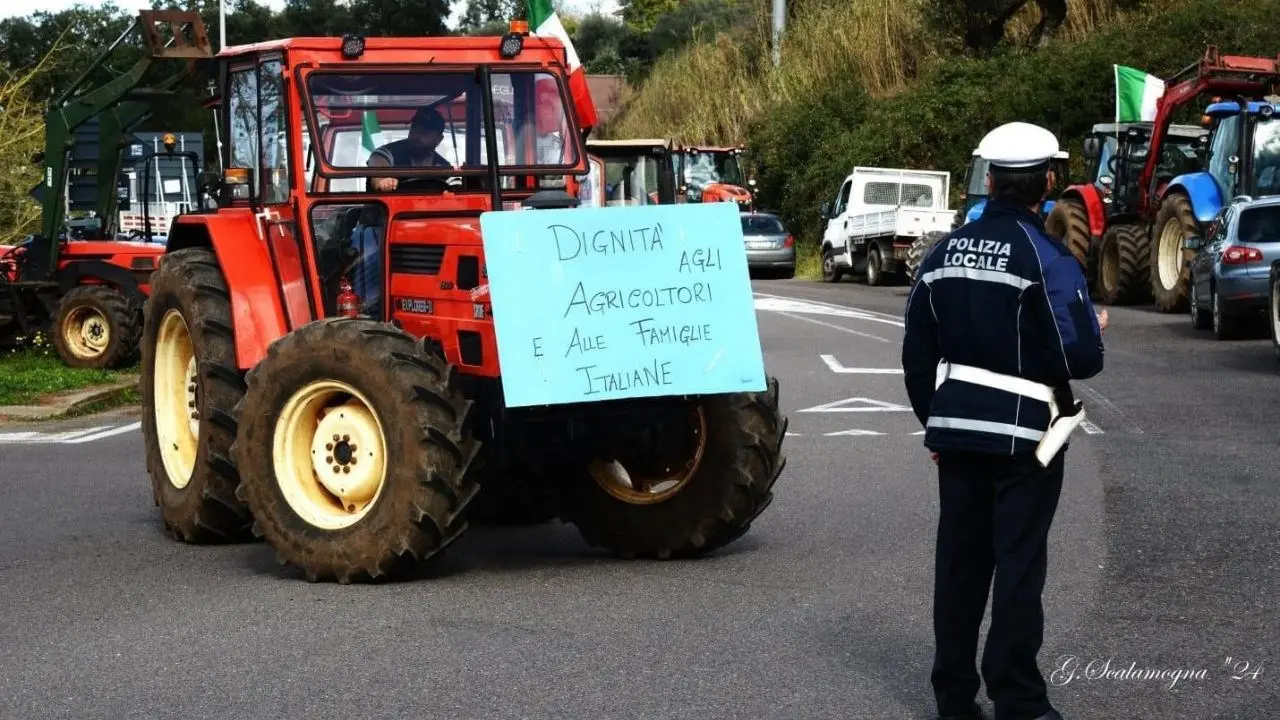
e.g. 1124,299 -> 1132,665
935,361 -> 1056,405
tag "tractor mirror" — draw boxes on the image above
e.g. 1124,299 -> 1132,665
1083,137 -> 1101,160
1184,235 -> 1205,251
820,201 -> 831,218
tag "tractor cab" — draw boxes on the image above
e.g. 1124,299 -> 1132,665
1080,122 -> 1207,217
956,149 -> 1070,227
582,138 -> 681,206
172,28 -> 590,342
678,145 -> 754,208
1199,100 -> 1280,200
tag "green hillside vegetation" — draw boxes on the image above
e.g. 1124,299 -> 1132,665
608,0 -> 1280,277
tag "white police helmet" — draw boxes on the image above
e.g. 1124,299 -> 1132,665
977,122 -> 1060,169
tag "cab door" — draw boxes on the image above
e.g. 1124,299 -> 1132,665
226,53 -> 315,330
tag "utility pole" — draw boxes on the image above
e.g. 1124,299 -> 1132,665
771,0 -> 785,67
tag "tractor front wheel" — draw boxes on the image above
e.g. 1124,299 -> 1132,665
1044,198 -> 1092,280
51,285 -> 141,369
1096,223 -> 1150,305
231,318 -> 480,583
558,376 -> 787,559
1151,194 -> 1198,313
141,247 -> 254,543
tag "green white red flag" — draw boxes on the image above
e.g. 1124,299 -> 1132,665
527,0 -> 598,130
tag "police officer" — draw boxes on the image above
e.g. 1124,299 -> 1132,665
901,122 -> 1107,720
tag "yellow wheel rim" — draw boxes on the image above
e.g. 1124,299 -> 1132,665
63,306 -> 111,359
272,380 -> 388,531
154,309 -> 199,489
1158,218 -> 1184,290
588,405 -> 707,506
1101,237 -> 1119,293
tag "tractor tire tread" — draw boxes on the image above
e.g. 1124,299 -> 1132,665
141,247 -> 254,545
230,317 -> 481,584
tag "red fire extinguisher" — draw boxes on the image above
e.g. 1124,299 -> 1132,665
336,276 -> 360,318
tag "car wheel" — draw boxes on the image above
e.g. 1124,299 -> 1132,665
821,247 -> 844,283
1190,281 -> 1211,330
1212,289 -> 1234,341
865,245 -> 884,286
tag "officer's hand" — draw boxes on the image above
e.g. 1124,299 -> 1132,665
371,177 -> 398,192
931,452 -> 939,464
1097,308 -> 1109,332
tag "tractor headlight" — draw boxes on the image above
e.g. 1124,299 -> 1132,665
341,34 -> 365,59
500,32 -> 523,59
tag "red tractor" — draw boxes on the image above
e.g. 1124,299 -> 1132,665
678,145 -> 755,208
140,22 -> 786,583
0,11 -> 209,368
1100,47 -> 1280,312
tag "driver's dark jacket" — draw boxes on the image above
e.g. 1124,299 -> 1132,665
901,200 -> 1105,455
370,139 -> 449,167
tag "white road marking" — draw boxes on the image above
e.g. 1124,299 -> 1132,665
1081,421 -> 1103,435
63,421 -> 143,444
770,311 -> 892,343
1076,384 -> 1142,434
753,292 -> 906,326
0,422 -> 139,446
820,354 -> 904,374
798,397 -> 911,413
825,429 -> 884,436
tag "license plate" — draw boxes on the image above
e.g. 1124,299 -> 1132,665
746,240 -> 774,250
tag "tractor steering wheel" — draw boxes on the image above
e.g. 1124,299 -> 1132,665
394,175 -> 462,192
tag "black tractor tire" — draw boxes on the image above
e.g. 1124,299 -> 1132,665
821,246 -> 844,283
140,247 -> 254,544
905,231 -> 946,283
231,317 -> 481,583
1095,223 -> 1150,306
1150,193 -> 1198,313
558,376 -> 787,560
1270,269 -> 1280,362
1044,198 -> 1092,279
50,284 -> 141,369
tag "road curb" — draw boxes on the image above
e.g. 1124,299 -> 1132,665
0,375 -> 140,422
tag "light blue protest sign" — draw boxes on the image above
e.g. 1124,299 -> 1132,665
479,202 -> 767,408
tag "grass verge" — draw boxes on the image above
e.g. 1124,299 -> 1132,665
0,349 -> 138,406
795,242 -> 822,281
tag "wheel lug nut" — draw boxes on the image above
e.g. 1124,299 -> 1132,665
342,466 -> 350,474
350,457 -> 357,465
325,456 -> 333,464
326,443 -> 333,451
333,465 -> 341,473
333,434 -> 340,441
342,434 -> 350,442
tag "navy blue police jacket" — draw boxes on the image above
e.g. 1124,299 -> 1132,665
901,200 -> 1105,455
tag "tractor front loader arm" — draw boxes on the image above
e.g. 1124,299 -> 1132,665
32,10 -> 212,279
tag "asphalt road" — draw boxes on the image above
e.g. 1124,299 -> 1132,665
1,277 -> 1276,719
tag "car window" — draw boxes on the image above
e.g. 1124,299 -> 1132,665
1236,204 -> 1280,243
741,215 -> 784,234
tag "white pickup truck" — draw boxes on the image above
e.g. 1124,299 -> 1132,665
819,166 -> 954,285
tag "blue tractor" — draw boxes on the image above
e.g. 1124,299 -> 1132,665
1145,98 -> 1280,311
905,148 -> 1069,282
956,148 -> 1071,226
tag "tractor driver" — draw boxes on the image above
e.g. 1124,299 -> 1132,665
367,106 -> 452,191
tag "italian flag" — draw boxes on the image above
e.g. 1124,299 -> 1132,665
1115,65 -> 1165,123
527,0 -> 598,130
361,110 -> 382,152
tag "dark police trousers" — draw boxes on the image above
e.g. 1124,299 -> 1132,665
932,447 -> 1064,720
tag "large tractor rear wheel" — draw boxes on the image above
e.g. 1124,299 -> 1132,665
1151,193 -> 1198,313
51,285 -> 141,369
558,376 -> 787,559
231,318 -> 481,583
1044,198 -> 1093,280
141,247 -> 254,543
1096,223 -> 1150,305
905,231 -> 947,283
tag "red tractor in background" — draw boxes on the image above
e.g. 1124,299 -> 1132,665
139,21 -> 785,583
1045,121 -> 1207,304
678,145 -> 755,209
1097,47 -> 1280,312
1,11 -> 210,368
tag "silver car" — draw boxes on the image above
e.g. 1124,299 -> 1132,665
1187,196 -> 1280,339
741,211 -> 795,279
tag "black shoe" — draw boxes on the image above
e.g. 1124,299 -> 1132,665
937,703 -> 987,720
